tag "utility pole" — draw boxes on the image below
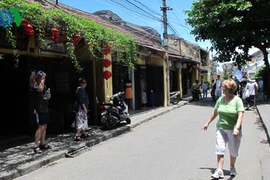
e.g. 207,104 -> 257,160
161,0 -> 172,106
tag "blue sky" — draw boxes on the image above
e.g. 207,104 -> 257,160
58,0 -> 212,50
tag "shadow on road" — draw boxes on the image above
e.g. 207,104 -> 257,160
189,97 -> 216,108
200,167 -> 236,180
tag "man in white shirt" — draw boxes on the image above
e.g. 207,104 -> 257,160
245,78 -> 258,110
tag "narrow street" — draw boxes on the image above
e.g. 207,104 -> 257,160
15,99 -> 268,180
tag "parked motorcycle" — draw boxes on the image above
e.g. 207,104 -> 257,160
100,92 -> 131,129
170,91 -> 181,105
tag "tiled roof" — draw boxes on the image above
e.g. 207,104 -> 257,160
25,0 -> 165,52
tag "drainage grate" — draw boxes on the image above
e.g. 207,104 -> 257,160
65,145 -> 90,158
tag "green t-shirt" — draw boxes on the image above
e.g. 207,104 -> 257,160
215,96 -> 244,130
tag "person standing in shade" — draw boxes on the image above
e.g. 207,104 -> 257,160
245,78 -> 258,110
74,77 -> 90,141
214,75 -> 223,101
33,70 -> 52,154
233,76 -> 240,95
211,79 -> 216,102
202,79 -> 244,179
202,80 -> 209,99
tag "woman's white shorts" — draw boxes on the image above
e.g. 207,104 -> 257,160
215,129 -> 242,157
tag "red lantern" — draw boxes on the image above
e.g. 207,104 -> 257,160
103,44 -> 110,55
24,24 -> 33,32
103,70 -> 112,80
51,28 -> 59,42
24,24 -> 34,36
20,18 -> 28,27
102,59 -> 112,68
26,29 -> 35,36
72,34 -> 81,45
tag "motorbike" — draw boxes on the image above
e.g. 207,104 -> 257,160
100,92 -> 131,129
192,88 -> 201,101
170,91 -> 181,105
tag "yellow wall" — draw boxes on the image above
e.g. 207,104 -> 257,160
163,53 -> 168,107
103,51 -> 113,103
178,68 -> 183,98
192,67 -> 198,84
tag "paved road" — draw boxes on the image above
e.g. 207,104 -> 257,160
15,100 -> 268,180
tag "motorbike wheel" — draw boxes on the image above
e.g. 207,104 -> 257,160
171,97 -> 180,105
126,118 -> 131,124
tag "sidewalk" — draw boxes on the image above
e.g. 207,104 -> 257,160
0,97 -> 269,180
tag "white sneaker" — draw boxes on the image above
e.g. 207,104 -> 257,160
211,169 -> 224,179
230,166 -> 237,176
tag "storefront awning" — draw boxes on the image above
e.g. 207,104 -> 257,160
169,53 -> 201,64
198,65 -> 208,72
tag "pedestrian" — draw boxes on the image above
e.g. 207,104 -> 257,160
33,70 -> 52,154
202,80 -> 209,99
256,77 -> 264,101
233,76 -> 240,95
214,75 -> 223,101
245,78 -> 258,110
202,79 -> 245,179
211,79 -> 216,101
74,77 -> 90,141
192,80 -> 201,100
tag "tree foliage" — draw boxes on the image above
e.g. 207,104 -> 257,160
185,0 -> 270,68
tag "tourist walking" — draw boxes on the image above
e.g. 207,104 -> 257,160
202,79 -> 245,179
74,77 -> 90,141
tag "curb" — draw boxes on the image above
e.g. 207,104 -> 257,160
0,101 -> 190,180
255,105 -> 270,180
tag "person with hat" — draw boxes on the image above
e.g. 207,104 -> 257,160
74,77 -> 90,141
32,70 -> 52,154
245,78 -> 258,110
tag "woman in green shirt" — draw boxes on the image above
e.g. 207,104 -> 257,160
202,79 -> 244,179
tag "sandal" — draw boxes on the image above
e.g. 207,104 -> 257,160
39,144 -> 52,150
34,146 -> 42,154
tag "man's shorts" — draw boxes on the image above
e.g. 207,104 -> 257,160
215,129 -> 242,157
35,111 -> 51,125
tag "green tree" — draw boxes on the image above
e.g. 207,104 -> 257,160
185,0 -> 270,68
